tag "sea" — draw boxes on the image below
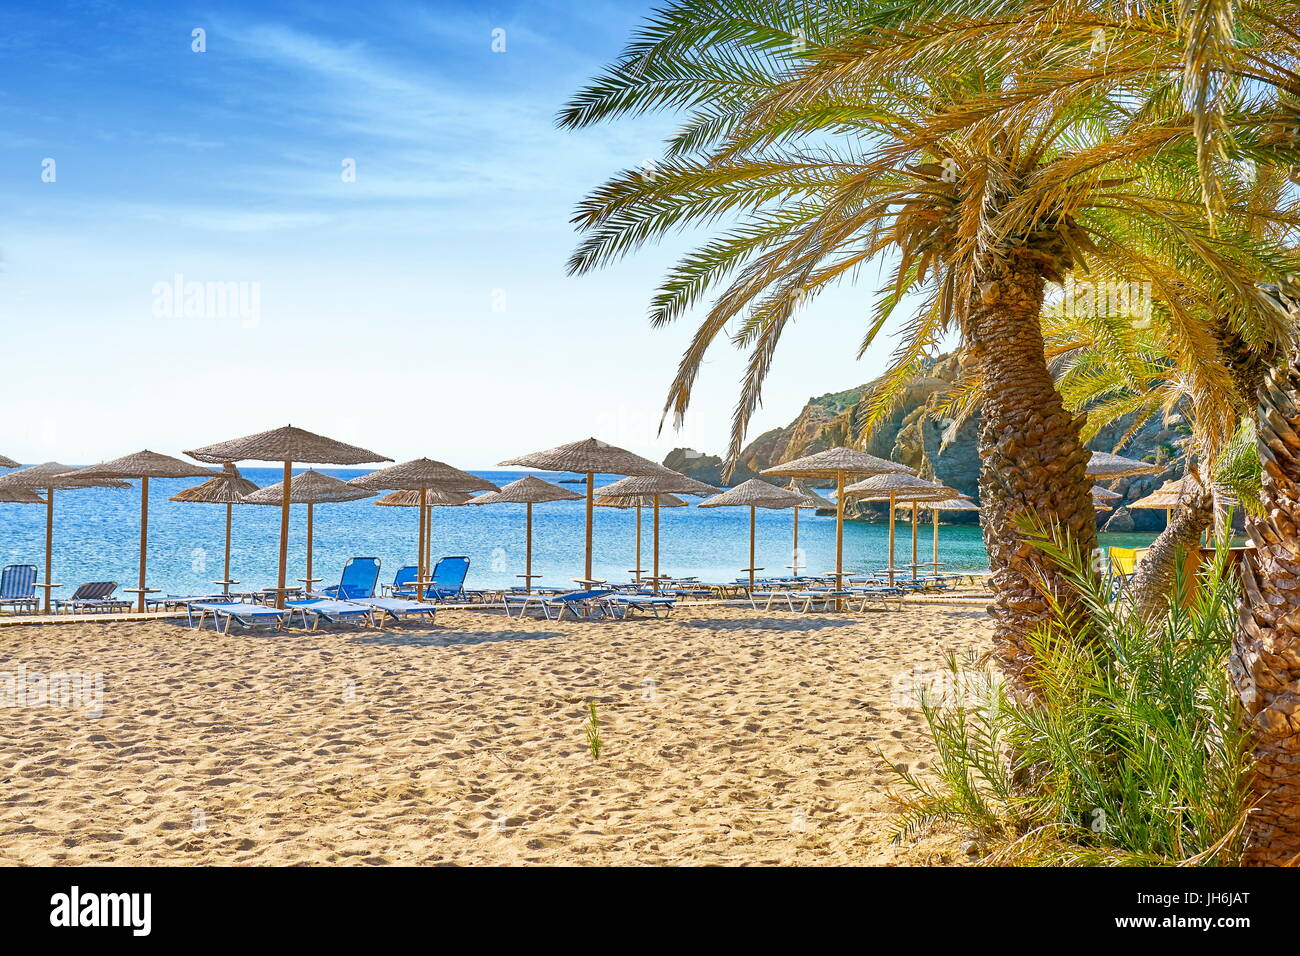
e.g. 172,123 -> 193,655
0,467 -> 1159,597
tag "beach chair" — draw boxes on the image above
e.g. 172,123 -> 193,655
607,594 -> 676,619
503,588 -> 616,621
285,599 -> 377,630
1108,547 -> 1139,599
316,557 -> 381,600
0,564 -> 38,614
354,597 -> 437,627
425,556 -> 471,602
382,566 -> 419,596
187,602 -> 290,634
53,582 -> 132,614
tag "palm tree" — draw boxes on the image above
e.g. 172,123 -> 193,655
560,0 -> 1292,693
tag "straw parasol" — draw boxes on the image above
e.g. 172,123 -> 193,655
242,470 -> 376,596
499,438 -> 674,582
469,476 -> 582,593
785,480 -> 833,577
349,459 -> 497,599
1086,451 -> 1163,479
186,426 -> 391,608
0,454 -> 20,469
169,463 -> 259,594
763,447 -> 914,596
0,463 -> 131,612
911,495 -> 980,575
61,451 -> 218,611
845,473 -> 958,584
1129,475 -> 1201,523
594,473 -> 718,591
375,488 -> 475,570
0,487 -> 45,504
698,479 -> 808,590
595,492 -> 687,584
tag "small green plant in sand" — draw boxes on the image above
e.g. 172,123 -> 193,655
585,700 -> 602,760
889,526 -> 1250,866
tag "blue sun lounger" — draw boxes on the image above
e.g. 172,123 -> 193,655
316,557 -> 381,600
285,599 -> 377,630
608,594 -> 676,619
53,582 -> 132,614
0,564 -> 38,614
503,588 -> 617,621
187,602 -> 290,633
382,566 -> 418,596
354,597 -> 437,627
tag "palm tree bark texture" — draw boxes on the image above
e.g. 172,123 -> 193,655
966,249 -> 1097,691
1236,361 -> 1300,865
1127,481 -> 1214,620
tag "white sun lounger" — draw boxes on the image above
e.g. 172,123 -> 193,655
353,597 -> 437,627
286,599 -> 377,630
187,602 -> 290,633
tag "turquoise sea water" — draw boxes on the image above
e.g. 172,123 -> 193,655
0,467 -> 1159,597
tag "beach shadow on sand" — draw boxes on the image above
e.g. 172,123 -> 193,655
678,616 -> 857,632
349,630 -> 564,647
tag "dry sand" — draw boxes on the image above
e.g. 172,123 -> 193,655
0,602 -> 992,865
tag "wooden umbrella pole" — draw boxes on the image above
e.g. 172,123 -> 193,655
306,502 -> 314,596
792,507 -> 800,578
887,491 -> 897,586
910,500 -> 919,580
749,505 -> 757,592
932,506 -> 940,575
137,476 -> 149,612
634,502 -> 642,584
585,472 -> 594,581
835,472 -> 845,611
43,488 -> 54,614
417,487 -> 428,601
223,502 -> 233,594
525,502 -> 533,594
653,493 -> 661,594
276,462 -> 291,608
425,504 -> 432,570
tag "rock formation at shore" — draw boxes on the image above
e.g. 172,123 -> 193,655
664,353 -> 1189,529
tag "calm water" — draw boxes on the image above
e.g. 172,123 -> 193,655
0,467 -> 1158,596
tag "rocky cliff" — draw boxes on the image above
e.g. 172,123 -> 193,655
665,353 -> 1189,529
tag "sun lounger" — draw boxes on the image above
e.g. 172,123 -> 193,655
285,599 -> 377,630
382,566 -> 418,596
503,588 -> 616,621
354,597 -> 437,627
187,602 -> 290,633
53,582 -> 132,614
0,564 -> 38,614
607,594 -> 676,619
316,557 -> 382,600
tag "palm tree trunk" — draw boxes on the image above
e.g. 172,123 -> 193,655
1236,361 -> 1300,865
965,251 -> 1097,694
1127,482 -> 1213,619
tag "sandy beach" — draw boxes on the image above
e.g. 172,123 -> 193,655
0,601 -> 991,866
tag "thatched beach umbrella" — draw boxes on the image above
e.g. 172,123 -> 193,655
499,438 -> 673,582
1129,475 -> 1200,524
243,470 -> 376,595
1086,451 -> 1163,479
469,476 -> 582,593
375,489 -> 475,569
785,480 -> 833,577
911,495 -> 980,574
0,463 -> 131,612
594,473 -> 718,591
0,454 -> 20,469
0,487 -> 45,504
349,459 -> 497,599
763,447 -> 913,594
845,473 -> 957,583
63,451 -> 218,611
169,463 -> 259,594
185,426 -> 391,608
595,493 -> 687,584
698,479 -> 808,590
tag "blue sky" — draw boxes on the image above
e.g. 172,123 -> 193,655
0,0 -> 900,468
